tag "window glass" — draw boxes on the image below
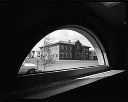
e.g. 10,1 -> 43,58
66,53 -> 68,58
86,48 -> 89,52
61,45 -> 64,50
70,53 -> 72,58
60,53 -> 63,58
66,46 -> 68,51
68,53 -> 70,58
64,46 -> 65,50
18,29 -> 100,75
70,46 -> 72,51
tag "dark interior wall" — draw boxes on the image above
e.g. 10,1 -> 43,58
15,2 -> 126,70
85,2 -> 126,68
3,2 -> 126,93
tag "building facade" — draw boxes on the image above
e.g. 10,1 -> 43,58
89,50 -> 98,60
35,50 -> 42,58
40,40 -> 90,61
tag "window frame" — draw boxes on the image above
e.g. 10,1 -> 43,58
70,46 -> 72,51
60,25 -> 109,66
70,53 -> 72,58
61,45 -> 64,50
60,53 -> 64,58
66,46 -> 68,51
16,25 -> 110,99
19,25 -> 109,76
66,52 -> 68,58
16,65 -> 109,99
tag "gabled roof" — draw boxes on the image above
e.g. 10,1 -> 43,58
75,40 -> 81,45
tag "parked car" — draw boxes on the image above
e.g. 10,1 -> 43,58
19,63 -> 42,75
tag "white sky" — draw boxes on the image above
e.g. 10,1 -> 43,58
32,29 -> 94,51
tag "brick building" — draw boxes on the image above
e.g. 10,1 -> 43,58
40,40 -> 90,61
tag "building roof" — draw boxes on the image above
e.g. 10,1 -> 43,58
39,40 -> 91,49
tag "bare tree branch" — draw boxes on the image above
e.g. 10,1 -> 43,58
41,35 -> 56,71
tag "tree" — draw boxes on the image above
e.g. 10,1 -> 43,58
41,35 -> 55,71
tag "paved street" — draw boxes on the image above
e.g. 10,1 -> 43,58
19,58 -> 98,74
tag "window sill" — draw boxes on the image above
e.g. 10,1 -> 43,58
21,70 -> 124,99
5,65 -> 114,98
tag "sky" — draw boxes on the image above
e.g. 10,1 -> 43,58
32,29 -> 94,51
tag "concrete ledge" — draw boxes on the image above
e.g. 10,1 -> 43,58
17,66 -> 108,89
22,70 -> 124,99
5,66 -> 108,98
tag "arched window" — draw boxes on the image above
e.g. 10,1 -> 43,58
18,25 -> 109,75
13,25 -> 118,100
60,25 -> 109,66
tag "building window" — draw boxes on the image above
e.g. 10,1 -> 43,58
64,53 -> 66,58
77,46 -> 80,50
19,27 -> 108,80
64,46 -> 65,50
68,53 -> 70,58
61,45 -> 64,50
65,46 -> 67,51
84,55 -> 86,59
69,46 -> 72,51
61,53 -> 62,58
68,46 -> 69,51
66,53 -> 68,58
84,48 -> 85,52
61,53 -> 64,58
86,48 -> 88,52
67,46 -> 68,51
60,54 -> 62,58
70,53 -> 72,58
82,48 -> 85,52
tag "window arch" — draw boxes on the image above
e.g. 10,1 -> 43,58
19,25 -> 109,75
16,25 -> 111,99
59,25 -> 109,66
